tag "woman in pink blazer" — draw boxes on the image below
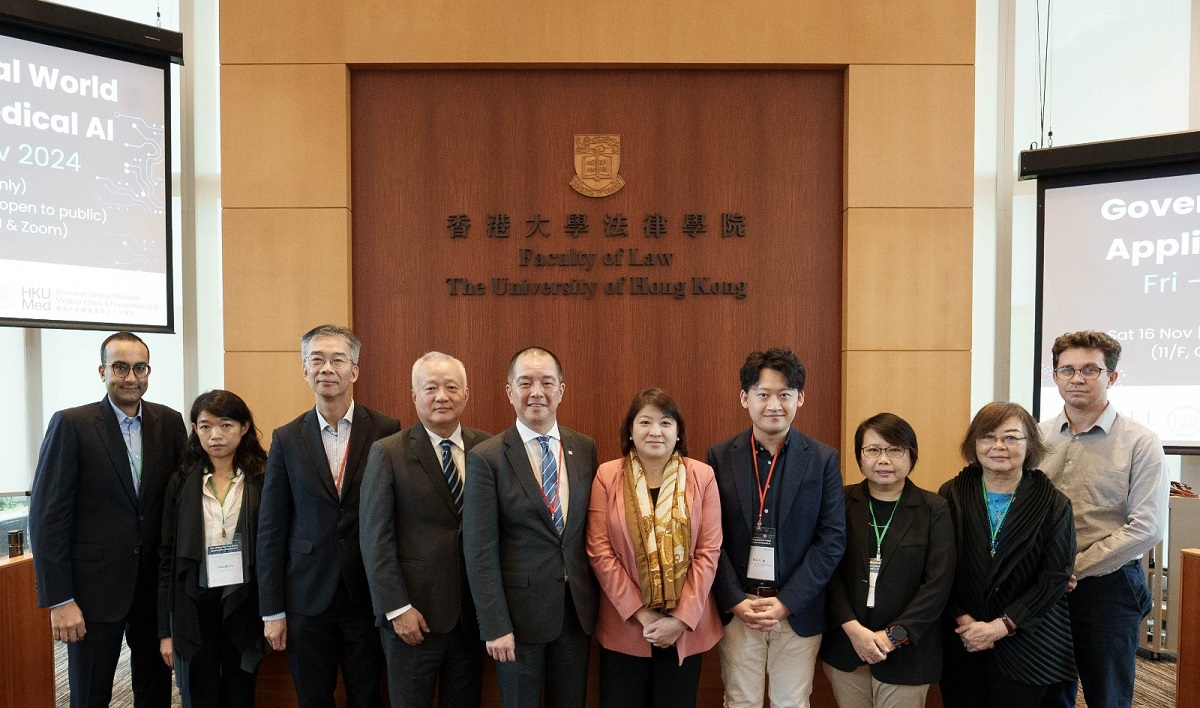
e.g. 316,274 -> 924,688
587,388 -> 723,708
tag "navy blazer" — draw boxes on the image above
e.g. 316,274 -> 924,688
709,427 -> 846,637
463,424 -> 599,644
257,404 -> 401,617
30,397 -> 187,622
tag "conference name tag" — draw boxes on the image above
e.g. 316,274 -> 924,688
747,527 -> 776,581
206,534 -> 244,587
866,556 -> 882,608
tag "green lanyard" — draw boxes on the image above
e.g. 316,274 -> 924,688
867,490 -> 902,560
206,472 -> 238,539
982,474 -> 1021,556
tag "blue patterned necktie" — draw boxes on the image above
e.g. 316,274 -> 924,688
538,435 -> 564,534
440,440 -> 463,512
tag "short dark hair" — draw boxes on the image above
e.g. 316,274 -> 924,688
854,412 -> 918,467
301,325 -> 362,364
100,331 -> 148,362
1051,330 -> 1121,371
739,348 -> 806,392
507,346 -> 564,383
959,401 -> 1047,470
619,388 -> 688,457
183,390 -> 268,477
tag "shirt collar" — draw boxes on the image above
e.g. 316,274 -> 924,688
108,396 -> 142,423
516,418 -> 560,445
316,400 -> 355,431
1054,402 -> 1117,435
424,424 -> 464,449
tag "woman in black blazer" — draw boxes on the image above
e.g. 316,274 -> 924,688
938,402 -> 1076,708
158,390 -> 269,707
820,413 -> 956,707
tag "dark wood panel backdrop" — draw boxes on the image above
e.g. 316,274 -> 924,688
348,67 -> 845,708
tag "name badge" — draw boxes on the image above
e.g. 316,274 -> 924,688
866,555 -> 882,608
747,526 -> 776,581
206,533 -> 244,588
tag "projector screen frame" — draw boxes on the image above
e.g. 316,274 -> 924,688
1026,131 -> 1200,455
0,2 -> 182,333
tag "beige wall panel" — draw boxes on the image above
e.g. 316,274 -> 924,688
224,352 -> 315,442
221,65 -> 350,209
842,350 -> 971,492
849,0 -> 974,65
222,208 -> 351,352
845,65 -> 973,209
845,208 -> 972,351
221,0 -> 848,65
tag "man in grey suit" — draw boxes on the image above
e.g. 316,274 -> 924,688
257,324 -> 401,708
30,331 -> 187,708
360,352 -> 489,707
463,346 -> 599,708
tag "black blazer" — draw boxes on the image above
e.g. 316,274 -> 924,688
257,404 -> 401,617
709,427 -> 846,637
158,466 -> 266,671
819,479 -> 956,685
30,397 -> 187,622
359,424 -> 490,632
939,466 -> 1076,686
463,424 -> 599,644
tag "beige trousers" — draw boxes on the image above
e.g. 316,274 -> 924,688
822,661 -> 930,708
718,612 -> 821,708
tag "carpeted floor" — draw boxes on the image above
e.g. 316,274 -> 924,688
55,642 -> 1176,707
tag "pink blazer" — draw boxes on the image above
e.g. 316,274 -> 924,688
586,457 -> 723,663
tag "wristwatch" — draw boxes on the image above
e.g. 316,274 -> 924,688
885,624 -> 910,648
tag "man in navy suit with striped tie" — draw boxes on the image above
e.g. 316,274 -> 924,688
360,352 -> 490,707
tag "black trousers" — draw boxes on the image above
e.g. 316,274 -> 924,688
495,589 -> 591,708
175,588 -> 258,708
598,646 -> 703,708
379,618 -> 484,708
286,584 -> 383,708
67,574 -> 171,708
940,649 -> 1047,708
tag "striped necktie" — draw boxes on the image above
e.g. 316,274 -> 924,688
538,435 -> 564,534
440,440 -> 463,512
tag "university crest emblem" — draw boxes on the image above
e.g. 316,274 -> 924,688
569,134 -> 625,197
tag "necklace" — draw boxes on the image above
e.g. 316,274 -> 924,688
981,473 -> 1021,556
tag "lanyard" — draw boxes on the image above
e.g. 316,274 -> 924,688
750,434 -> 782,529
536,438 -> 565,513
121,418 -> 142,482
206,472 -> 239,538
868,491 -> 902,560
332,444 -> 350,493
982,474 -> 1021,556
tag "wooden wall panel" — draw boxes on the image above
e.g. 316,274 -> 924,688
224,352 -> 315,440
1179,549 -> 1200,708
221,65 -> 350,209
849,0 -> 975,65
844,208 -> 973,351
350,68 -> 845,460
842,350 -> 972,491
0,556 -> 54,708
845,65 -> 974,209
222,1 -> 849,66
223,209 -> 352,352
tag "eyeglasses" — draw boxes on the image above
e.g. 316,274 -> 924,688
1053,365 -> 1109,381
861,445 -> 907,459
978,434 -> 1026,447
305,355 -> 353,369
107,362 -> 151,379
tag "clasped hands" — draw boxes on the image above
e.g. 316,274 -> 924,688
841,620 -> 894,664
954,613 -> 1009,652
732,596 -> 791,632
635,608 -> 686,648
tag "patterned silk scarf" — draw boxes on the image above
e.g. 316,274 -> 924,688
622,452 -> 692,611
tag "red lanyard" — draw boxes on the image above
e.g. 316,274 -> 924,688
751,434 -> 782,529
536,438 -> 564,513
332,444 -> 350,493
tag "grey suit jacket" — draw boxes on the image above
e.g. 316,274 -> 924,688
462,424 -> 598,644
360,423 -> 490,632
30,397 -> 187,622
257,404 -> 401,617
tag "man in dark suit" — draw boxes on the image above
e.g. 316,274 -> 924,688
257,324 -> 401,708
709,347 -> 846,708
30,331 -> 187,708
463,346 -> 598,708
360,352 -> 489,707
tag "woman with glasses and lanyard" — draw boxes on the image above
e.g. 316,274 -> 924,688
158,390 -> 269,707
819,413 -> 956,707
938,402 -> 1076,708
586,388 -> 724,708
